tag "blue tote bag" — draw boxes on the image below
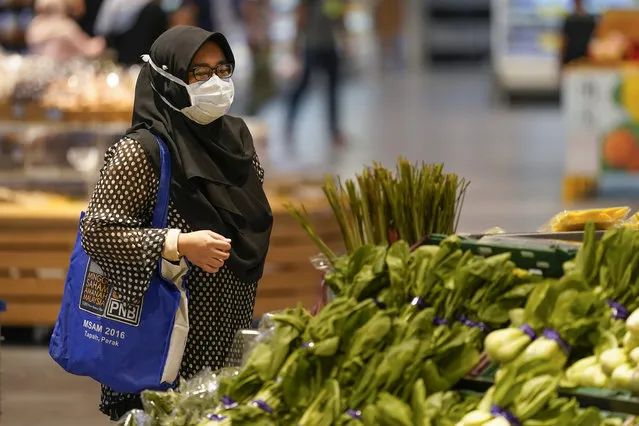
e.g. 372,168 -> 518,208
49,135 -> 191,394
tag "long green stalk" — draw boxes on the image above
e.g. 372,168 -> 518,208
287,158 -> 470,255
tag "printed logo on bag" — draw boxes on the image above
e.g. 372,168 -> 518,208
105,288 -> 142,326
78,260 -> 143,326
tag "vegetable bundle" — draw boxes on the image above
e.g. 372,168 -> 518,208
564,304 -> 639,392
457,363 -> 624,426
484,277 -> 611,370
287,158 -> 469,261
565,222 -> 639,338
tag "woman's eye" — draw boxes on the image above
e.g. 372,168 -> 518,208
216,64 -> 233,78
194,68 -> 211,80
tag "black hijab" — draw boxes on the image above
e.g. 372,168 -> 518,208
127,26 -> 273,284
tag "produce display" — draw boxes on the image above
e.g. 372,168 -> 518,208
0,51 -> 137,112
116,221 -> 639,426
39,64 -> 138,112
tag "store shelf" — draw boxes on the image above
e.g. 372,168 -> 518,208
430,0 -> 490,12
457,376 -> 639,416
425,0 -> 491,63
429,23 -> 491,53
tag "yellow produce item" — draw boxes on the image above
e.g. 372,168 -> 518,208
542,206 -> 631,232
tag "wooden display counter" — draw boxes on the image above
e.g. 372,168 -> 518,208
0,195 -> 342,326
0,103 -> 132,124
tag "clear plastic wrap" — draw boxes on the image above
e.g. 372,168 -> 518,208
481,226 -> 506,235
117,409 -> 153,426
224,329 -> 265,368
116,315 -> 284,426
221,311 -> 283,368
309,253 -> 336,314
128,367 -> 240,426
539,207 -> 631,233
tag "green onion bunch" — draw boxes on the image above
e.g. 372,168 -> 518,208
287,158 -> 470,262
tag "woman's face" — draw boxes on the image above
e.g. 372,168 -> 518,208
188,42 -> 228,84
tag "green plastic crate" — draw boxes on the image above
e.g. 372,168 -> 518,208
418,234 -> 580,278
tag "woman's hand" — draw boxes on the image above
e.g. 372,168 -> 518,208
177,231 -> 231,273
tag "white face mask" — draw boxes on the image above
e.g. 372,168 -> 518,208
142,54 -> 234,125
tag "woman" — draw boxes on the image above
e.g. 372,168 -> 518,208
80,26 -> 273,420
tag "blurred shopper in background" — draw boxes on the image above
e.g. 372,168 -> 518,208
93,0 -> 168,65
374,0 -> 403,69
26,0 -> 106,62
240,0 -> 275,114
169,1 -> 199,27
286,0 -> 347,147
187,0 -> 214,31
561,0 -> 596,67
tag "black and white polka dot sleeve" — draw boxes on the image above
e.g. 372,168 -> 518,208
81,137 -> 168,305
252,152 -> 264,184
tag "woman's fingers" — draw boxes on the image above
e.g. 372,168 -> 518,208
206,230 -> 232,243
212,249 -> 230,260
208,238 -> 231,252
207,257 -> 224,268
199,257 -> 225,273
201,264 -> 220,274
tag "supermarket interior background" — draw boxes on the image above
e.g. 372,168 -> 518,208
3,0 -> 639,424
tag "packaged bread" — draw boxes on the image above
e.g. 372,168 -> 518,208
540,206 -> 630,232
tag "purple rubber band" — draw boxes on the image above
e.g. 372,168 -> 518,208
459,315 -> 473,327
607,299 -> 630,321
411,296 -> 426,310
252,399 -> 274,413
207,414 -> 228,421
543,329 -> 571,355
301,342 -> 315,349
459,315 -> 491,333
433,316 -> 448,326
346,409 -> 362,420
477,322 -> 491,333
519,323 -> 537,340
221,395 -> 238,409
490,404 -> 521,426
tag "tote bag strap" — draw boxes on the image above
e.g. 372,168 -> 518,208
151,135 -> 171,229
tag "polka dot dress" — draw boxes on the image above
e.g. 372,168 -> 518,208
80,137 -> 264,419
